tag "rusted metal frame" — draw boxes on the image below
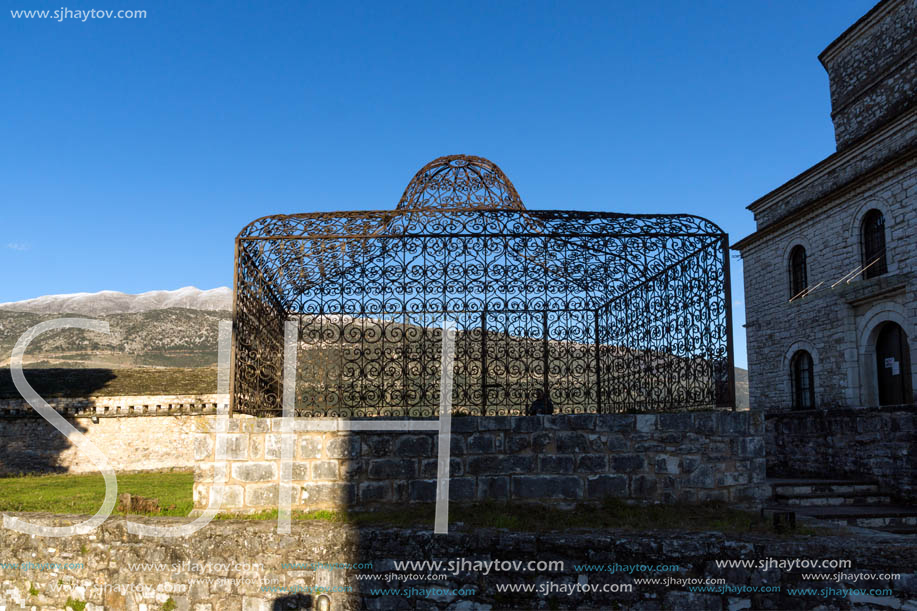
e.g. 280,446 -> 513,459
232,155 -> 733,416
721,236 -> 737,410
592,237 -> 724,313
237,240 -> 296,314
592,237 -> 729,411
234,244 -> 290,415
238,230 -> 727,241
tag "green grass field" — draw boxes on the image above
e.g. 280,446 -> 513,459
0,471 -> 819,535
0,471 -> 194,516
217,499 -> 810,535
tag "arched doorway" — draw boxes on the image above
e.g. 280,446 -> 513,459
875,322 -> 913,405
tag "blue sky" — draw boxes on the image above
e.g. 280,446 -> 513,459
1,0 -> 878,368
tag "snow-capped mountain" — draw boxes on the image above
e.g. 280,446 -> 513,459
0,287 -> 232,315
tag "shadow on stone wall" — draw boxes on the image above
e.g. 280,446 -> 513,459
271,594 -> 311,609
766,406 -> 917,502
0,417 -> 90,475
186,412 -> 768,608
0,368 -> 114,475
0,367 -> 116,399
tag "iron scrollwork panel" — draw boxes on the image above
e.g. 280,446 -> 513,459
597,238 -> 730,412
231,156 -> 734,417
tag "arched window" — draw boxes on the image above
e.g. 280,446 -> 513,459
789,245 -> 807,298
791,350 -> 814,409
861,209 -> 887,278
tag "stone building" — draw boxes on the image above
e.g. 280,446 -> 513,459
734,0 -> 917,411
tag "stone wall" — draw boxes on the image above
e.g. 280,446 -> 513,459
738,155 -> 917,411
1,514 -> 915,610
0,393 -> 225,418
820,0 -> 917,149
767,406 -> 917,502
192,411 -> 767,513
0,394 -> 225,475
735,0 -> 917,414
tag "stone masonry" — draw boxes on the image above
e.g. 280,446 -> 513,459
1,514 -> 915,610
192,411 -> 767,512
737,156 -> 917,410
820,0 -> 917,150
734,0 -> 917,411
767,406 -> 917,502
0,394 -> 224,475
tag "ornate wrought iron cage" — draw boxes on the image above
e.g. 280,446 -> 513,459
231,155 -> 734,417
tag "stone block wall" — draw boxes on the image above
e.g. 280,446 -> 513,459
0,393 -> 224,418
192,410 -> 767,513
2,515 -> 915,610
738,156 -> 917,411
736,0 -> 917,415
766,406 -> 917,502
819,0 -> 917,149
0,394 -> 225,475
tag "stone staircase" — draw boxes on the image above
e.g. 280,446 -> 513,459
767,478 -> 917,534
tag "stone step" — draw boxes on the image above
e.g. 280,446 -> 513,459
880,526 -> 917,535
766,479 -> 916,534
770,478 -> 880,498
775,492 -> 893,507
790,505 -> 917,529
775,483 -> 883,497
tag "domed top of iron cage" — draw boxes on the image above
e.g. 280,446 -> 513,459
232,155 -> 734,417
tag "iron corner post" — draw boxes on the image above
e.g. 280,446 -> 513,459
229,237 -> 241,417
722,235 -> 737,410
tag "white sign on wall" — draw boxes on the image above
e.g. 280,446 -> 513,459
885,357 -> 900,375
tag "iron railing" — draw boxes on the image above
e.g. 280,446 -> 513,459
231,155 -> 734,416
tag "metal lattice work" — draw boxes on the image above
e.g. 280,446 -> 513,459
231,155 -> 734,417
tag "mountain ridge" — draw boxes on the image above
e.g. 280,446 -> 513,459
0,286 -> 231,315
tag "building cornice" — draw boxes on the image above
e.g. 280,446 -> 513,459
829,42 -> 917,121
732,143 -> 917,252
745,107 -> 917,217
818,0 -> 904,66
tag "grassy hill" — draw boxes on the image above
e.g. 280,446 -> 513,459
0,309 -> 229,369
